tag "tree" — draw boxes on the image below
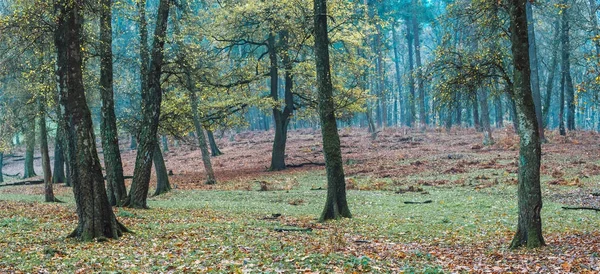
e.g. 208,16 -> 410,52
100,0 -> 127,206
559,0 -> 575,133
128,0 -> 171,208
38,98 -> 58,202
314,0 -> 351,222
54,0 -> 126,241
23,113 -> 36,178
152,136 -> 171,196
526,2 -> 545,141
508,0 -> 545,249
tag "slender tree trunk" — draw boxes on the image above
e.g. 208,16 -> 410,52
130,135 -> 137,150
375,25 -> 386,128
543,20 -> 560,128
54,0 -> 126,241
315,0 -> 351,222
0,153 -> 3,183
472,93 -> 481,131
405,18 -> 416,127
128,0 -> 171,208
153,137 -> 171,196
560,0 -> 575,131
52,121 -> 66,184
189,88 -> 217,185
392,22 -> 403,127
23,118 -> 36,178
495,95 -> 503,128
412,7 -> 426,130
526,2 -> 545,140
508,0 -> 545,249
39,100 -> 57,202
100,0 -> 127,207
161,135 -> 168,152
455,92 -> 462,126
478,89 -> 493,145
206,130 -> 222,156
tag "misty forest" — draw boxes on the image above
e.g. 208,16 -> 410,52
0,0 -> 599,272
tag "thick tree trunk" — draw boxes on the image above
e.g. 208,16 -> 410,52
152,138 -> 171,196
526,2 -> 545,141
508,0 -> 545,249
128,0 -> 171,208
405,18 -> 416,127
189,88 -> 217,185
206,130 -> 222,156
100,0 -> 127,207
54,0 -> 126,241
38,100 -> 57,202
543,21 -> 559,128
314,0 -> 351,222
23,118 -> 36,178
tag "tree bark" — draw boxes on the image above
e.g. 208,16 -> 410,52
54,0 -> 126,241
52,120 -> 66,184
161,135 -> 168,152
560,0 -> 575,131
314,0 -> 351,222
478,89 -> 493,145
543,20 -> 559,128
412,4 -> 426,130
128,0 -> 171,208
152,137 -> 171,196
0,153 -> 3,183
188,86 -> 217,185
206,130 -> 222,156
508,0 -> 545,249
526,2 -> 545,141
38,100 -> 57,202
405,18 -> 416,127
392,22 -> 403,127
23,117 -> 36,178
494,94 -> 503,128
100,0 -> 127,207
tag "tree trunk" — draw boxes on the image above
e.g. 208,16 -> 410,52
392,22 -> 403,127
38,100 -> 57,202
153,137 -> 171,196
52,120 -> 66,184
478,89 -> 493,145
543,20 -> 559,128
0,153 -> 3,183
128,0 -> 171,209
559,72 -> 566,135
161,135 -> 168,152
412,6 -> 426,131
405,18 -> 416,127
100,0 -> 127,207
206,130 -> 222,156
130,135 -> 137,150
560,0 -> 575,131
455,92 -> 462,126
54,0 -> 126,241
314,0 -> 351,222
526,2 -> 545,141
472,93 -> 481,131
494,94 -> 503,128
189,87 -> 217,185
23,118 -> 36,178
508,0 -> 545,249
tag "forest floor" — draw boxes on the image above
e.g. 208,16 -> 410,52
0,127 -> 599,273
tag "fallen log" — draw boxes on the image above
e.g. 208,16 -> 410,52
273,227 -> 313,232
404,200 -> 433,204
561,206 -> 600,212
0,178 -> 44,187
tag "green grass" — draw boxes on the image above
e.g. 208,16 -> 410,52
0,172 -> 598,272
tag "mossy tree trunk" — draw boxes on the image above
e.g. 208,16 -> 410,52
128,0 -> 171,208
100,0 -> 127,207
54,0 -> 126,241
508,0 -> 545,249
314,0 -> 351,222
23,117 -> 36,179
153,136 -> 171,196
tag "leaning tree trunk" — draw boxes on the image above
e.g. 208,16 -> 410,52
152,137 -> 171,196
23,117 -> 36,178
508,0 -> 545,249
100,0 -> 127,207
314,0 -> 351,222
189,89 -> 217,185
38,100 -> 57,202
128,0 -> 171,208
54,0 -> 126,241
206,130 -> 222,156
